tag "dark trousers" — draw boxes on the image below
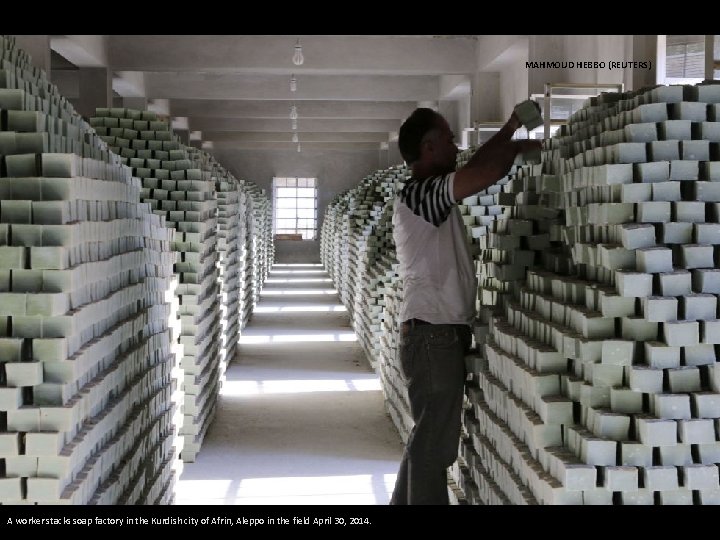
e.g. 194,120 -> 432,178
390,320 -> 472,505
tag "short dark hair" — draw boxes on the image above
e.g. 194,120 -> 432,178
398,108 -> 441,165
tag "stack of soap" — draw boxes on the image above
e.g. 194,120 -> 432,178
1,35 -> 178,505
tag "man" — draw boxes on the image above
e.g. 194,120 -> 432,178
390,106 -> 541,505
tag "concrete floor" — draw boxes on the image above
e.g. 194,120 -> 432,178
175,263 -> 403,505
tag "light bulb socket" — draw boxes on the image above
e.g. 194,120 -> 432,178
290,74 -> 297,92
290,105 -> 298,120
292,119 -> 298,130
297,144 -> 301,152
292,133 -> 299,143
292,40 -> 304,66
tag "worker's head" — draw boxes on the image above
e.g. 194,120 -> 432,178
398,108 -> 458,174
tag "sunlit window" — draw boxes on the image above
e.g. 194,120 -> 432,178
273,177 -> 317,240
666,35 -> 705,78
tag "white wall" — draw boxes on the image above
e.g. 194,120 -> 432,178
212,147 -> 381,263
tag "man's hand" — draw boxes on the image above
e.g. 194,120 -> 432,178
508,111 -> 523,132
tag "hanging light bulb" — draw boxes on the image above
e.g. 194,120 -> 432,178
292,39 -> 304,66
292,132 -> 299,143
292,118 -> 298,130
297,143 -> 302,152
290,74 -> 297,92
290,104 -> 298,120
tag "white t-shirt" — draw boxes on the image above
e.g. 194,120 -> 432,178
393,172 -> 477,326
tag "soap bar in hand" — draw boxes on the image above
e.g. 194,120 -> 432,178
514,99 -> 543,130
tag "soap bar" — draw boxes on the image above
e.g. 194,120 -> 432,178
669,101 -> 707,122
636,247 -> 673,273
669,160 -> 699,181
636,416 -> 678,445
642,466 -> 679,491
620,224 -> 656,250
514,100 -> 543,130
643,296 -> 678,322
658,271 -> 692,296
682,465 -> 719,490
648,140 -> 679,161
653,393 -> 692,419
681,140 -> 710,161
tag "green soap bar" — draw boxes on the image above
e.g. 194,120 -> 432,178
30,247 -> 68,270
0,132 -> 18,155
0,432 -> 20,455
0,386 -> 23,409
0,246 -> 25,269
15,132 -> 48,154
5,154 -> 38,177
7,110 -> 46,132
5,361 -> 43,386
41,154 -> 77,178
12,269 -> 43,292
0,200 -> 32,224
514,99 -> 543,130
0,89 -> 26,110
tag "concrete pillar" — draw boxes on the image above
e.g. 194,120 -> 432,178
457,95 -> 472,132
705,35 -> 715,81
78,67 -> 111,119
388,141 -> 403,167
379,143 -> 389,170
528,35 -> 568,97
438,100 -> 459,140
175,130 -> 190,145
471,72 -> 501,123
631,35 -> 659,90
171,117 -> 190,145
13,35 -> 51,78
123,97 -> 148,110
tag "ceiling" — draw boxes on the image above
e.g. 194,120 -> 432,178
49,35 -> 485,152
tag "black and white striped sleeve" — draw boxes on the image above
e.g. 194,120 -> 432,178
400,173 -> 456,227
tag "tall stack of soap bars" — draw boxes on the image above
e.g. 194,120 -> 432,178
324,83 -> 720,505
321,165 -> 410,437
0,35 -> 179,504
0,36 -> 273,503
88,108 -> 221,464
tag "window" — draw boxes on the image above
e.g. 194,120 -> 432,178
666,35 -> 705,79
273,177 -> 317,240
660,35 -> 707,85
